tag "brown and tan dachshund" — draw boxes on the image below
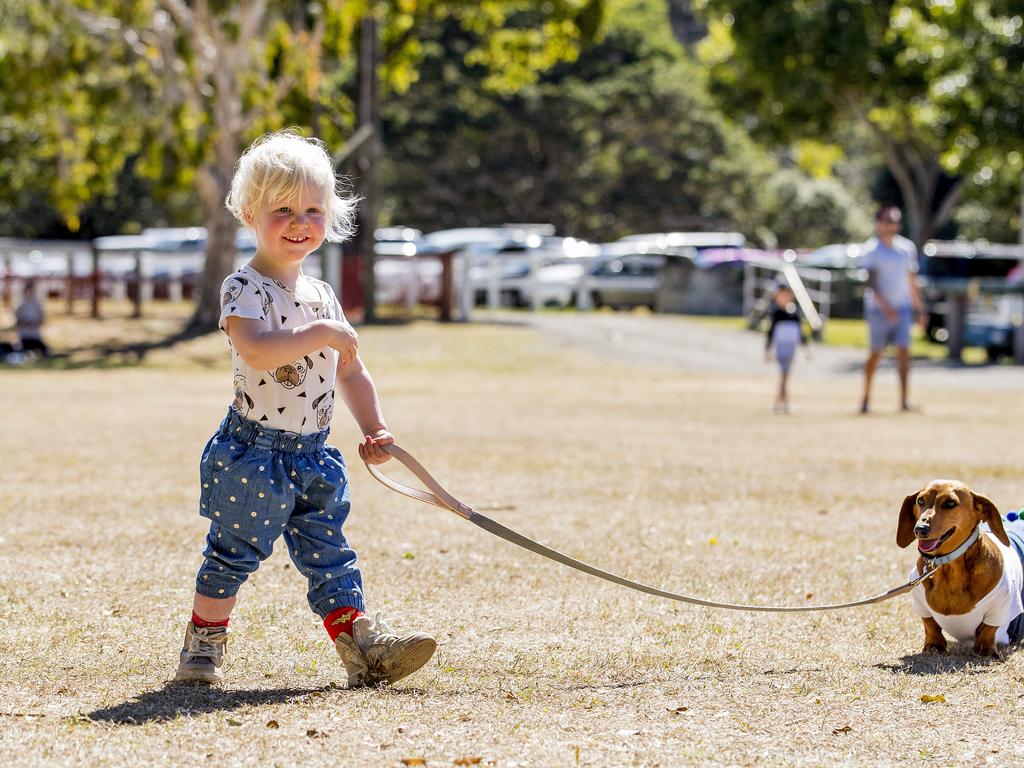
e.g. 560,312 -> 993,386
897,480 -> 1011,657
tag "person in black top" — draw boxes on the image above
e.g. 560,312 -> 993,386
764,284 -> 809,413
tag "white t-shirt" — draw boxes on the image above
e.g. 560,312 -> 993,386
908,532 -> 1024,646
219,264 -> 344,435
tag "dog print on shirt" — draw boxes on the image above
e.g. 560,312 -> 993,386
273,355 -> 314,389
222,277 -> 249,309
232,374 -> 254,417
312,390 -> 335,429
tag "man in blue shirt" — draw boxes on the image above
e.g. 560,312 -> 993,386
860,206 -> 927,414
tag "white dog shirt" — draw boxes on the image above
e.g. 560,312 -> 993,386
908,531 -> 1024,646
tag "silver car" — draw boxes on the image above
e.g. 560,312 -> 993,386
586,251 -> 665,309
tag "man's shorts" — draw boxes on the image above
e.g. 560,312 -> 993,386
194,409 -> 365,617
867,305 -> 913,351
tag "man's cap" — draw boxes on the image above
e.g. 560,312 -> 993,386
875,205 -> 902,223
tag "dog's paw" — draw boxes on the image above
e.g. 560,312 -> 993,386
973,642 -> 1002,659
922,642 -> 947,655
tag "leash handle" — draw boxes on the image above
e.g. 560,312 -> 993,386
366,445 -> 473,519
365,444 -> 931,613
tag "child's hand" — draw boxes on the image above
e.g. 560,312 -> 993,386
358,429 -> 395,465
326,321 -> 359,365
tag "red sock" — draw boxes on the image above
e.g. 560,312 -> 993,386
324,606 -> 364,641
192,611 -> 229,629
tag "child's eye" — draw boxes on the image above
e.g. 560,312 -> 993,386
278,206 -> 292,213
307,208 -> 321,215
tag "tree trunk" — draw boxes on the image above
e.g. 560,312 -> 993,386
187,166 -> 238,335
356,11 -> 380,323
867,122 -> 962,249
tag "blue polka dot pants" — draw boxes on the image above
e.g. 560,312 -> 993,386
194,410 -> 365,617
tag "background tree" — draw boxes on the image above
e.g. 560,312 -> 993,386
695,0 -> 1024,246
382,0 -> 865,246
1,1 -> 606,330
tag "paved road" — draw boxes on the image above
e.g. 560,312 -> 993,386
515,311 -> 1024,392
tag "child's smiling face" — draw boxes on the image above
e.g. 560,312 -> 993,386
248,186 -> 328,268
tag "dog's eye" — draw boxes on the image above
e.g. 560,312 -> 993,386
942,499 -> 957,509
917,497 -> 926,506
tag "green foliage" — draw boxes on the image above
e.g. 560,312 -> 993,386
696,0 -> 1024,241
381,0 -> 865,245
1,1 -> 604,239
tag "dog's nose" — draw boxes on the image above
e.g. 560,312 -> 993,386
914,520 -> 931,537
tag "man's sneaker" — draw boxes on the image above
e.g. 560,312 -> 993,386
174,622 -> 228,683
351,613 -> 436,686
334,632 -> 371,688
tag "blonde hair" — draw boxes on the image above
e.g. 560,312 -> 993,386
225,130 -> 358,242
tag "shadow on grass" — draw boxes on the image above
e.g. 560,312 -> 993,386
873,649 -> 1007,676
4,326 -> 217,371
85,679 -> 442,725
85,681 -> 338,725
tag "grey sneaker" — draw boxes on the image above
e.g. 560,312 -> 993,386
174,622 -> 228,683
334,632 -> 372,688
349,613 -> 436,686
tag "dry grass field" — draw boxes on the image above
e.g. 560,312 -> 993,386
3,304 -> 1024,767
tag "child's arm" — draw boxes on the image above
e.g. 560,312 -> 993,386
225,316 -> 357,370
336,356 -> 394,465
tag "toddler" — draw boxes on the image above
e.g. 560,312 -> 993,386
764,284 -> 809,413
176,131 -> 435,687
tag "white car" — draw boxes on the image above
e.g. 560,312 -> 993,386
468,237 -> 597,307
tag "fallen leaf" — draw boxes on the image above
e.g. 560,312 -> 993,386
400,759 -> 426,766
708,537 -> 718,545
505,691 -> 519,702
265,720 -> 279,729
667,706 -> 688,714
403,552 -> 416,559
306,729 -> 328,738
832,725 -> 853,735
458,714 -> 472,722
454,757 -> 482,765
805,593 -> 814,600
921,694 -> 946,704
226,718 -> 243,726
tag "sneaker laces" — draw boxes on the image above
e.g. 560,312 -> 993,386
356,611 -> 404,650
187,626 -> 227,661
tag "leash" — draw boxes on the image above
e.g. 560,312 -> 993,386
365,445 -> 939,613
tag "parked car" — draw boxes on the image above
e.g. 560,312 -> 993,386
586,248 -> 666,309
618,231 -> 745,250
372,229 -> 437,306
918,241 -> 1023,344
468,236 -> 596,307
963,293 -> 1021,361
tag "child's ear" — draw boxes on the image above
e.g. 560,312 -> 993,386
241,206 -> 254,226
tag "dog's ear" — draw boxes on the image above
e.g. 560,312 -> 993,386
974,492 -> 1010,546
897,492 -> 920,548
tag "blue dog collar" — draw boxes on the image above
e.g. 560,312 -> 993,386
919,525 -> 980,568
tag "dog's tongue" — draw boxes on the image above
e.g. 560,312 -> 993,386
918,537 -> 943,553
